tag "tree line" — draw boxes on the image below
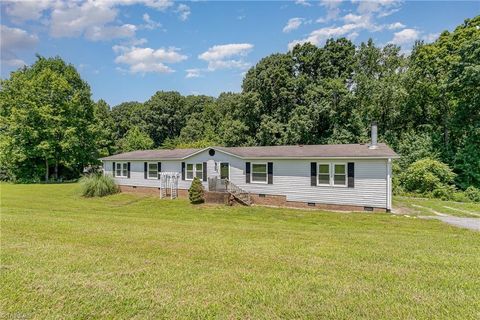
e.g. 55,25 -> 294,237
1,16 -> 479,191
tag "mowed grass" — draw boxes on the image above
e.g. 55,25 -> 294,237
394,196 -> 480,217
1,184 -> 479,319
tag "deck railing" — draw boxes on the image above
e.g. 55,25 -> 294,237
207,177 -> 251,205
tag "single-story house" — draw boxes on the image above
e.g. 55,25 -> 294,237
100,125 -> 398,211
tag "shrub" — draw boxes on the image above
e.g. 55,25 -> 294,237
465,186 -> 480,202
432,185 -> 457,201
400,158 -> 456,194
188,177 -> 204,204
80,174 -> 119,197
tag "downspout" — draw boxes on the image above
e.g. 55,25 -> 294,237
386,158 -> 392,212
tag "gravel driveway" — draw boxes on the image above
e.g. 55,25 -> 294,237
421,216 -> 480,231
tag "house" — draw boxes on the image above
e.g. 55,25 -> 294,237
100,124 -> 399,212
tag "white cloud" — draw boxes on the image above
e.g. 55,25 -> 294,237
85,24 -> 137,41
295,0 -> 311,7
317,0 -> 342,23
3,0 -> 54,22
289,23 -> 359,49
49,1 -> 118,38
185,68 -> 201,78
291,0 -> 408,50
0,24 -> 38,67
176,4 -> 190,21
389,28 -> 420,45
422,32 -> 439,43
114,45 -> 187,74
353,0 -> 401,16
199,43 -> 253,61
4,0 -> 179,42
142,13 -> 161,30
387,22 -> 405,30
283,18 -> 303,33
198,43 -> 253,71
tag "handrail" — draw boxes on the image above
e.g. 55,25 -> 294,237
225,179 -> 251,205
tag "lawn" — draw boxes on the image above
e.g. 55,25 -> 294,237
1,184 -> 479,319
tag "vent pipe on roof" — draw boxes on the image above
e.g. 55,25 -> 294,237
369,122 -> 378,149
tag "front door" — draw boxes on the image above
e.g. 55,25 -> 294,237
220,162 -> 229,180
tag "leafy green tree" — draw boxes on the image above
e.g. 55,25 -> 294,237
117,127 -> 154,152
110,101 -> 147,140
92,99 -> 116,157
144,91 -> 187,146
0,55 -> 95,182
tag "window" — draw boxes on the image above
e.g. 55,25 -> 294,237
186,163 -> 203,180
148,163 -> 158,179
333,164 -> 347,186
186,164 -> 194,180
318,164 -> 330,185
317,163 -> 347,187
195,163 -> 203,180
116,162 -> 128,178
251,163 -> 267,183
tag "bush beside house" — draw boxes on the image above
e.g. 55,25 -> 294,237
188,177 -> 205,204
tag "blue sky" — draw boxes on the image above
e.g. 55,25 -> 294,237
1,1 -> 478,106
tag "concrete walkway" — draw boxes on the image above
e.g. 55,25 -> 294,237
420,216 -> 480,231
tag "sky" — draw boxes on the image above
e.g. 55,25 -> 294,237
1,0 -> 479,106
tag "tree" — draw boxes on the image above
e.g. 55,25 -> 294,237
117,127 -> 154,152
188,177 -> 204,204
0,55 -> 96,182
144,91 -> 187,147
110,101 -> 147,140
92,99 -> 116,157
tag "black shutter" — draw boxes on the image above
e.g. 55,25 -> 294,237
144,162 -> 147,179
267,162 -> 273,184
348,162 -> 355,188
245,162 -> 251,183
181,162 -> 185,180
310,162 -> 317,186
112,162 -> 116,177
158,162 -> 161,179
127,162 -> 131,178
203,162 -> 207,181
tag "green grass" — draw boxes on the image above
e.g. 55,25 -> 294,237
394,196 -> 480,217
1,183 -> 479,319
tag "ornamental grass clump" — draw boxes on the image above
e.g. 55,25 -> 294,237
188,177 -> 205,204
80,174 -> 119,197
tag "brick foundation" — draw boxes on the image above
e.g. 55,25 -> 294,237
118,185 -> 386,212
250,194 -> 386,212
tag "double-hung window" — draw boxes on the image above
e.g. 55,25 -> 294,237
251,163 -> 267,183
116,162 -> 128,178
147,163 -> 158,179
195,163 -> 203,180
333,164 -> 347,186
186,163 -> 203,180
317,163 -> 347,187
318,163 -> 330,186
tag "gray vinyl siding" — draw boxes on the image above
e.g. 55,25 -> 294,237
103,148 -> 389,208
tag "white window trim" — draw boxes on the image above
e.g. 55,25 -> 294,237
186,163 -> 203,181
219,162 -> 230,180
332,163 -> 348,187
317,162 -> 331,186
147,162 -> 158,180
317,162 -> 348,187
116,162 -> 128,178
251,162 -> 268,184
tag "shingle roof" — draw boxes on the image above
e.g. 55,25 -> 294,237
100,143 -> 398,161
